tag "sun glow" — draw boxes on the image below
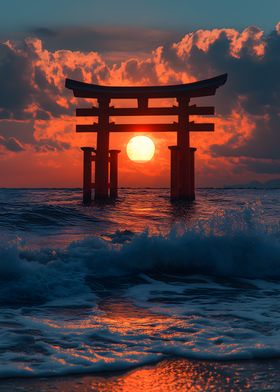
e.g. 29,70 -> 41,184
126,136 -> 155,163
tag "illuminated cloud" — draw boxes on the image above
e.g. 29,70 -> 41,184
155,24 -> 280,173
0,22 -> 279,185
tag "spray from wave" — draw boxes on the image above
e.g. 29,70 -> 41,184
0,206 -> 279,305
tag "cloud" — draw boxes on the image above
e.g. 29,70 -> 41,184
33,139 -> 71,152
0,23 -> 280,180
233,158 -> 280,175
155,25 -> 280,164
27,26 -> 179,54
0,38 -> 109,121
0,43 -> 34,119
211,113 -> 280,160
30,27 -> 58,38
0,119 -> 72,154
0,136 -> 25,152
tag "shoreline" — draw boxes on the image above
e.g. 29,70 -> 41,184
1,358 -> 280,391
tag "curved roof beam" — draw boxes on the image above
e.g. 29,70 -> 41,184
65,73 -> 227,99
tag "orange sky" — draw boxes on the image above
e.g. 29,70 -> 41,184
0,24 -> 279,187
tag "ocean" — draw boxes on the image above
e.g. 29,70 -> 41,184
0,188 -> 280,389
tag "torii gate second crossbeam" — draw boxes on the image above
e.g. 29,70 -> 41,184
65,74 -> 227,203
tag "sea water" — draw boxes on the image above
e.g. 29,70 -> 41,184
0,188 -> 279,377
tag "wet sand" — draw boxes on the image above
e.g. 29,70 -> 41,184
1,358 -> 280,391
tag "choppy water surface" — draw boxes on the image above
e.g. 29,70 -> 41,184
0,188 -> 279,379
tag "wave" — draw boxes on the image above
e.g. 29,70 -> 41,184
0,204 -> 103,231
0,207 -> 279,305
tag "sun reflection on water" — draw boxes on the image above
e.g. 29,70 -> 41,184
5,358 -> 274,391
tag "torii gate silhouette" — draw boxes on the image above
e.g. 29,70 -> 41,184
65,74 -> 227,203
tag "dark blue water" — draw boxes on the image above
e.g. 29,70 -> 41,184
0,188 -> 279,377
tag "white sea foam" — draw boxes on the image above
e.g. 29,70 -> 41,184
0,207 -> 279,303
0,195 -> 279,377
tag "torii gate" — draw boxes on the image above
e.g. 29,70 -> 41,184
65,74 -> 227,203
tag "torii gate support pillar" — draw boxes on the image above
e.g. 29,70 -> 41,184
95,97 -> 110,200
190,147 -> 197,200
81,147 -> 121,204
175,96 -> 193,200
109,149 -> 121,198
168,146 -> 179,199
169,146 -> 197,201
81,147 -> 95,203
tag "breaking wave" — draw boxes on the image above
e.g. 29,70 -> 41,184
0,207 -> 279,305
0,202 -> 280,378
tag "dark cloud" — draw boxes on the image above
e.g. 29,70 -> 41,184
0,41 -> 75,120
0,121 -> 70,153
34,139 -> 70,152
205,30 -> 280,117
211,113 -> 280,160
238,158 -> 280,174
0,136 -> 25,152
0,120 -> 34,144
160,27 -> 279,116
124,59 -> 159,84
31,27 -> 58,38
0,43 -> 34,118
28,26 -> 179,53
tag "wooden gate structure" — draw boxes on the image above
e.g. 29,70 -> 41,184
65,73 -> 227,203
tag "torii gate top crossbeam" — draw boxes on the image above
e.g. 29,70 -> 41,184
65,74 -> 227,99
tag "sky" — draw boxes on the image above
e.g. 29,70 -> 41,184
0,0 -> 279,33
0,0 -> 280,187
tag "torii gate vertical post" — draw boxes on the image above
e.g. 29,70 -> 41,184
168,146 -> 179,199
109,149 -> 121,198
190,147 -> 197,200
95,97 -> 110,199
177,97 -> 191,199
81,147 -> 95,203
65,73 -> 227,203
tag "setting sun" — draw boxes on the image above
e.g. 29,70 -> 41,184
126,136 -> 155,163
